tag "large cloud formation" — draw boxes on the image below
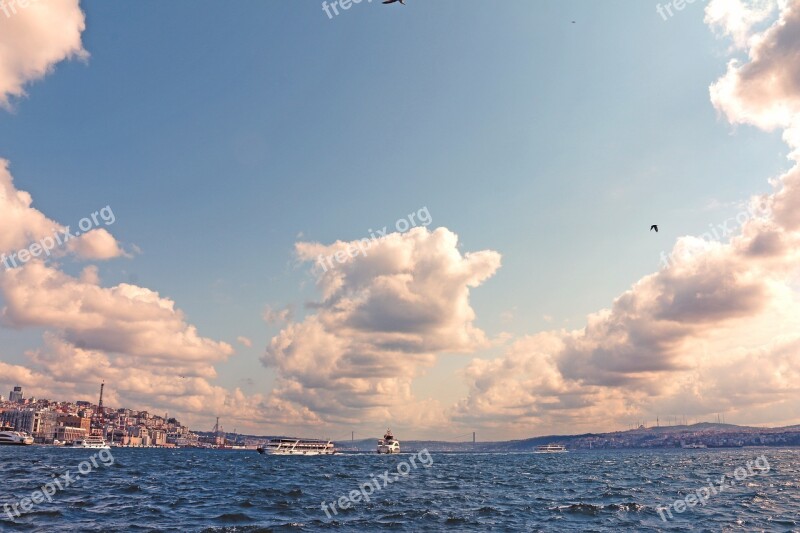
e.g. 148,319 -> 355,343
0,0 -> 87,107
454,0 -> 800,439
262,228 -> 501,430
0,162 -> 305,430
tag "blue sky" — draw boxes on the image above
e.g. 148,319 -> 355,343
0,0 -> 797,438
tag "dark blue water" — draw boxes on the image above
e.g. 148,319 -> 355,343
1,447 -> 798,531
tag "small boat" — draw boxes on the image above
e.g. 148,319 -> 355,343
377,429 -> 400,454
71,436 -> 110,449
681,443 -> 707,449
534,444 -> 568,454
0,427 -> 34,446
256,438 -> 335,455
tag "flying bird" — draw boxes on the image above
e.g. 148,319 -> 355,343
650,225 -> 659,232
383,0 -> 405,4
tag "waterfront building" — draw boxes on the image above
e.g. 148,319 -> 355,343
107,428 -> 127,443
151,429 -> 167,446
0,408 -> 58,442
55,426 -> 87,443
57,414 -> 91,431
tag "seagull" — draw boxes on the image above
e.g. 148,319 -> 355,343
650,225 -> 659,232
383,0 -> 405,4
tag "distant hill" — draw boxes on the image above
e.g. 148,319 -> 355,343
198,422 -> 800,452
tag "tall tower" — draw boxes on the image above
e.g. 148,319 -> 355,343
97,381 -> 105,425
9,386 -> 23,403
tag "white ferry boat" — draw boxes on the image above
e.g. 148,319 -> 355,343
256,438 -> 335,455
0,427 -> 34,446
71,436 -> 111,449
377,429 -> 400,454
534,444 -> 568,454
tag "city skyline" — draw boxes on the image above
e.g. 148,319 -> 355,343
6,382 -> 800,448
1,0 -> 800,440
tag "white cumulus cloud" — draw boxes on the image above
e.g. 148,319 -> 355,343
0,0 -> 87,108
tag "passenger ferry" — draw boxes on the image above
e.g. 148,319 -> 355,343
534,443 -> 568,454
71,435 -> 111,449
256,438 -> 336,455
0,426 -> 34,446
377,429 -> 400,454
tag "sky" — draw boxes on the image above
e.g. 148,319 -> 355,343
0,0 -> 799,440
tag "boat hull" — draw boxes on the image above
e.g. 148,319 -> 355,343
377,445 -> 400,454
256,438 -> 336,456
257,447 -> 335,456
534,444 -> 568,454
533,450 -> 568,454
0,432 -> 34,445
70,437 -> 111,450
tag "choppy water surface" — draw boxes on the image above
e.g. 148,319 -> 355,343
1,447 -> 799,531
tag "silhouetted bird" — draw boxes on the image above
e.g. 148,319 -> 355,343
383,0 -> 405,4
650,225 -> 659,232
